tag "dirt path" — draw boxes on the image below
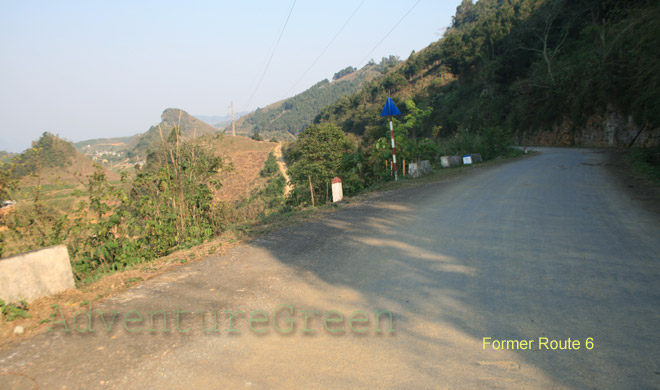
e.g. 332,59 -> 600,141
1,148 -> 659,389
273,143 -> 292,197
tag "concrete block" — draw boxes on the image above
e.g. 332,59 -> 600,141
441,156 -> 463,168
408,162 -> 420,178
449,156 -> 462,167
419,160 -> 432,175
0,245 -> 75,303
463,155 -> 473,165
441,156 -> 450,168
408,160 -> 432,178
471,153 -> 483,163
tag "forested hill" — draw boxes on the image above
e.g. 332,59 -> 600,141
316,0 -> 660,147
10,132 -> 79,178
229,57 -> 400,139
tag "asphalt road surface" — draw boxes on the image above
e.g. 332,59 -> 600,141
1,148 -> 659,389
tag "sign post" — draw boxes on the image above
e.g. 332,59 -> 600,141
380,96 -> 402,180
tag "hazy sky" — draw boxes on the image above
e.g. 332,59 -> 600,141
0,0 -> 459,153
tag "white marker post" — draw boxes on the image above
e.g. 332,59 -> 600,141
331,177 -> 343,203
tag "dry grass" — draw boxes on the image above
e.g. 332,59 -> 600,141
14,152 -> 121,216
205,135 -> 276,203
19,152 -> 120,189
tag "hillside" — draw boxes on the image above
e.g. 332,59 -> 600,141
74,135 -> 138,154
6,133 -> 119,212
315,0 -> 660,148
200,135 -> 278,203
12,132 -> 86,178
228,59 -> 399,139
73,135 -> 138,169
129,108 -> 219,158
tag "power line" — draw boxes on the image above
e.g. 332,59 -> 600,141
356,0 -> 422,68
285,0 -> 366,96
245,0 -> 297,109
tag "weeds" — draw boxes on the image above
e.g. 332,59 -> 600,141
626,147 -> 660,184
0,299 -> 31,322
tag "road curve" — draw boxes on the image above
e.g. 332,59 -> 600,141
1,148 -> 659,389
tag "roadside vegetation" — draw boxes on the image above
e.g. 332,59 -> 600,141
1,129 -> 228,284
317,0 -> 659,144
625,147 -> 660,185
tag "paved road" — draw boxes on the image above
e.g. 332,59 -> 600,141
1,148 -> 659,389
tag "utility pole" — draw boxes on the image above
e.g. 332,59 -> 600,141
231,101 -> 236,136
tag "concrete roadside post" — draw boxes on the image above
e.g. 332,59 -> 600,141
332,177 -> 343,203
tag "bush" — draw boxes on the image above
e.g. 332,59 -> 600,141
438,126 -> 512,160
260,152 -> 279,177
626,147 -> 660,184
287,123 -> 355,205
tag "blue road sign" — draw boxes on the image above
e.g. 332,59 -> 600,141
380,96 -> 401,117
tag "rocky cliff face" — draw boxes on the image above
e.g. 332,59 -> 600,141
518,106 -> 660,147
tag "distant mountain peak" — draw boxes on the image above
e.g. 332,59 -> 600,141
129,108 -> 219,158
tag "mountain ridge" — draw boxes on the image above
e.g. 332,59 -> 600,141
227,58 -> 400,139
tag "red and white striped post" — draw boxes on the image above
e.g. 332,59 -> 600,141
389,115 -> 398,181
381,96 -> 402,181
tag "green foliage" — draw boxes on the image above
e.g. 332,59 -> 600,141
0,299 -> 31,322
437,126 -> 513,161
287,123 -> 356,205
0,161 -> 16,201
237,63 -> 382,139
316,0 -> 660,147
229,151 -> 287,225
370,55 -> 402,74
1,127 -> 226,283
333,66 -> 356,80
0,151 -> 15,164
11,133 -> 77,178
401,99 -> 433,142
130,108 -> 218,159
2,154 -> 69,257
625,147 -> 660,184
260,152 -> 279,178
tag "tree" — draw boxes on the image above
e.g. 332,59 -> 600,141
402,99 -> 433,141
333,66 -> 356,80
287,123 -> 355,205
